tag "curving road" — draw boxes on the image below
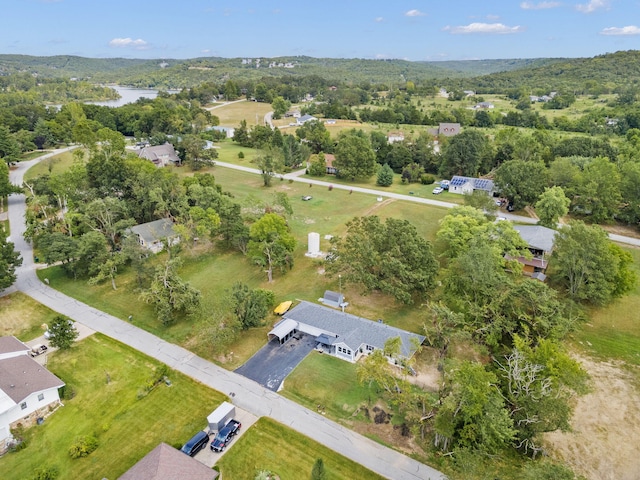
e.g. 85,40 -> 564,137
214,160 -> 640,247
5,151 -> 446,480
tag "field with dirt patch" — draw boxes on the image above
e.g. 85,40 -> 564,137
545,355 -> 640,480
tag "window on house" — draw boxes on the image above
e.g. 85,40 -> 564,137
38,393 -> 44,401
20,402 -> 27,410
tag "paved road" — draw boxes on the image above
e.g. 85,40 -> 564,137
5,150 -> 446,480
214,161 -> 640,247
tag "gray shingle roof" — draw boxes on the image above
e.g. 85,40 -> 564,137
0,336 -> 30,356
138,143 -> 181,164
130,219 -> 177,245
283,301 -> 425,358
119,443 -> 218,480
0,355 -> 65,403
513,225 -> 557,253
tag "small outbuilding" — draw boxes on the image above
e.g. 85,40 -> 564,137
319,290 -> 345,309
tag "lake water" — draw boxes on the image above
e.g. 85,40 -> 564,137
89,86 -> 180,107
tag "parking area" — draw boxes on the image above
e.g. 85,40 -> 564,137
193,407 -> 258,467
234,333 -> 316,391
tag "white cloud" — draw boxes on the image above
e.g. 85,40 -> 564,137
444,23 -> 524,34
374,16 -> 384,23
405,9 -> 425,17
576,0 -> 609,13
520,1 -> 561,9
108,38 -> 150,50
600,25 -> 640,35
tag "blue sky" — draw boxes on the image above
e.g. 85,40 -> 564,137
2,0 -> 639,61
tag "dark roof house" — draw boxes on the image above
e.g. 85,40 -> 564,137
0,336 -> 31,360
119,442 -> 218,480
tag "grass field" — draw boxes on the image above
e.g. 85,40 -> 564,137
215,417 -> 385,480
0,334 -> 226,480
211,99 -> 273,127
23,149 -> 83,181
570,247 -> 640,366
0,292 -> 60,341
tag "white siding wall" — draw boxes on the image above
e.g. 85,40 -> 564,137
4,388 -> 61,426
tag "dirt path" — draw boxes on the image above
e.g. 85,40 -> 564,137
544,355 -> 640,480
362,197 -> 396,216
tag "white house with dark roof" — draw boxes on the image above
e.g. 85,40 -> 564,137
129,218 -> 179,254
449,176 -> 495,196
138,142 -> 181,167
268,301 -> 425,363
0,337 -> 65,451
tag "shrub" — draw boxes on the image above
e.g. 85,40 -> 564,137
68,435 -> 99,459
238,151 -> 245,159
31,467 -> 59,480
420,174 -> 435,185
59,384 -> 76,400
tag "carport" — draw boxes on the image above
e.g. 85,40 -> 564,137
268,318 -> 298,345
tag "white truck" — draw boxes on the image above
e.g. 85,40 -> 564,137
207,401 -> 236,433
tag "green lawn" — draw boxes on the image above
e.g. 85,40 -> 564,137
281,352 -> 379,423
23,149 -> 83,181
570,247 -> 640,366
215,417 -> 385,480
0,334 -> 226,480
211,99 -> 273,127
0,292 -> 61,341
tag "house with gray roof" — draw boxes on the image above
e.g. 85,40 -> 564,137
268,301 -> 425,363
119,442 -> 218,480
129,218 -> 179,254
138,142 -> 181,167
506,225 -> 558,280
0,338 -> 65,452
449,176 -> 495,196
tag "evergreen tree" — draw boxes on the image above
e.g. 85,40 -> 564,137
376,163 -> 394,186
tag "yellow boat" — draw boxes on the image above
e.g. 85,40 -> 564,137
273,301 -> 293,315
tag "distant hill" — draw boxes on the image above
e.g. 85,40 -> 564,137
460,50 -> 640,93
1,51 -> 639,91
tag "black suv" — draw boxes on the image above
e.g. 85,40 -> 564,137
211,419 -> 241,452
180,430 -> 210,456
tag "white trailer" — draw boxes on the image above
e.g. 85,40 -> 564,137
207,401 -> 236,433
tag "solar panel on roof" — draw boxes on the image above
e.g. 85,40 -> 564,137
451,177 -> 467,186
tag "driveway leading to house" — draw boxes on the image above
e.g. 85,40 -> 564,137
235,334 -> 316,391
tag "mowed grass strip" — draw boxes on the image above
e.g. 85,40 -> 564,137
0,334 -> 225,480
281,352 -> 376,422
571,247 -> 640,365
0,292 -> 61,341
215,417 -> 385,480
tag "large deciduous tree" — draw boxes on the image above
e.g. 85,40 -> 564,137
333,131 -> 377,180
552,221 -> 636,304
141,257 -> 201,325
247,213 -> 296,282
494,160 -> 549,210
0,228 -> 22,290
231,282 -> 275,329
48,315 -> 79,350
535,186 -> 570,228
439,130 -> 493,178
326,216 -> 438,304
434,361 -> 515,454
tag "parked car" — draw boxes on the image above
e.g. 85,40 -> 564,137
211,419 -> 241,452
432,187 -> 444,195
180,430 -> 210,456
29,344 -> 48,357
